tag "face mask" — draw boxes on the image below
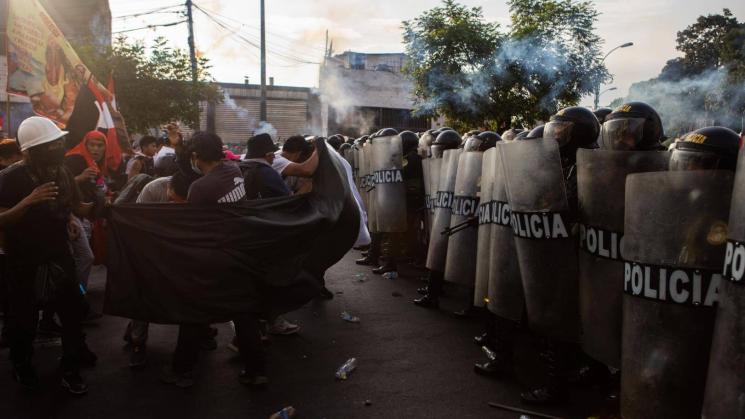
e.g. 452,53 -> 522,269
190,158 -> 203,175
28,145 -> 65,169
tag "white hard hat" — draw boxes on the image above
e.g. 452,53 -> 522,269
17,116 -> 68,152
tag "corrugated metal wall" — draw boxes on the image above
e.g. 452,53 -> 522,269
214,98 -> 308,145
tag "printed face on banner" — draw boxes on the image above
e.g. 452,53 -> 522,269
6,0 -> 92,127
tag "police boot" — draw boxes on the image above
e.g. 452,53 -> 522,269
372,262 -> 397,275
474,312 -> 497,346
520,341 -> 569,405
474,316 -> 516,378
355,255 -> 378,266
414,271 -> 442,308
357,234 -> 381,266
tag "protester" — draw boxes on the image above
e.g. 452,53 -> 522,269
161,132 -> 247,388
125,135 -> 158,180
272,135 -> 319,186
0,139 -> 23,349
124,171 -> 190,369
242,133 -> 291,199
0,116 -> 96,394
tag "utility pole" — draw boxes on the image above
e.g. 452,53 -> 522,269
185,0 -> 198,83
259,0 -> 267,122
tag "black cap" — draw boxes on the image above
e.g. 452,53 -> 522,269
246,133 -> 278,158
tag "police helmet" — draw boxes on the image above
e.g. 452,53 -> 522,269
670,126 -> 740,172
431,130 -> 461,158
464,131 -> 501,152
601,102 -> 664,151
593,107 -> 613,124
545,106 -> 600,150
524,124 -> 545,140
399,130 -> 419,155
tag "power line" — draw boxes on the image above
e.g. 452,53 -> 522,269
193,5 -> 320,65
113,4 -> 183,19
113,20 -> 188,34
192,2 -> 326,55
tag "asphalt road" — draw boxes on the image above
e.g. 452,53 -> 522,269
0,251 -> 611,419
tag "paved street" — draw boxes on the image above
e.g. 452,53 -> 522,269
0,250 -> 609,419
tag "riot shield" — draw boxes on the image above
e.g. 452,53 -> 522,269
426,157 -> 441,231
576,149 -> 669,368
622,170 -> 733,419
486,144 -> 524,321
444,151 -> 483,286
474,148 -> 496,307
421,158 -> 433,235
363,143 -> 378,233
426,149 -> 462,272
371,135 -> 407,232
703,151 -> 745,419
500,139 -> 578,341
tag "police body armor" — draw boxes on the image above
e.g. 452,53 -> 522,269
703,152 -> 745,419
483,144 -> 524,320
622,170 -> 733,419
500,139 -> 579,341
371,135 -> 407,232
444,150 -> 483,285
576,149 -> 669,368
426,148 -> 462,273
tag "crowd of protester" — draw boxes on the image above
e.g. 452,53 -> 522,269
0,116 -> 338,395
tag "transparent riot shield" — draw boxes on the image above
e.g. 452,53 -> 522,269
576,149 -> 669,368
425,149 -> 462,272
371,135 -> 407,232
622,170 -> 734,419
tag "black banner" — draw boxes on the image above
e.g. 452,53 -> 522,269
451,195 -> 479,217
104,141 -> 360,324
478,200 -> 511,227
372,169 -> 403,184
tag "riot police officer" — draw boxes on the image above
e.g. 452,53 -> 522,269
499,106 -> 599,404
415,130 -> 462,308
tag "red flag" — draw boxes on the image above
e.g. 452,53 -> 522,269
87,77 -> 122,170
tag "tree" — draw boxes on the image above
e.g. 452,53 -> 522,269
402,0 -> 504,131
77,36 -> 220,134
402,0 -> 608,130
625,9 -> 745,136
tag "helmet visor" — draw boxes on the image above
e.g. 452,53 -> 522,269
431,144 -> 444,158
669,149 -> 722,171
601,118 -> 645,150
544,121 -> 574,147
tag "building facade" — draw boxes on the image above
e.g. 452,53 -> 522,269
318,51 -> 433,137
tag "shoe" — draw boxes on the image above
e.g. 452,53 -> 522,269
200,337 -> 217,351
12,362 -> 40,390
268,317 -> 300,336
318,286 -> 334,300
353,245 -> 369,251
129,345 -> 147,370
413,294 -> 439,308
452,306 -> 478,318
38,317 -> 63,336
360,251 -> 369,257
239,370 -> 269,389
520,385 -> 565,405
160,366 -> 195,388
61,371 -> 89,395
474,359 -> 513,378
417,286 -> 429,295
355,257 -> 377,266
372,263 -> 397,275
473,332 -> 489,346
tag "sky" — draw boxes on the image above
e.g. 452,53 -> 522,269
109,0 -> 745,107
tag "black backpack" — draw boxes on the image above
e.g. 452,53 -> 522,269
239,161 -> 267,200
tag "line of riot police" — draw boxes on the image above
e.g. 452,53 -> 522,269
342,103 -> 745,417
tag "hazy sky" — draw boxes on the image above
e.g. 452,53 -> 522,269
109,0 -> 744,107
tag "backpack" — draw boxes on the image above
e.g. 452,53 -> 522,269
239,161 -> 267,200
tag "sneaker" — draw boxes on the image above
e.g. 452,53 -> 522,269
38,317 -> 63,336
238,370 -> 269,389
12,363 -> 40,390
129,345 -> 147,369
267,317 -> 300,336
61,371 -> 89,395
159,365 -> 194,388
